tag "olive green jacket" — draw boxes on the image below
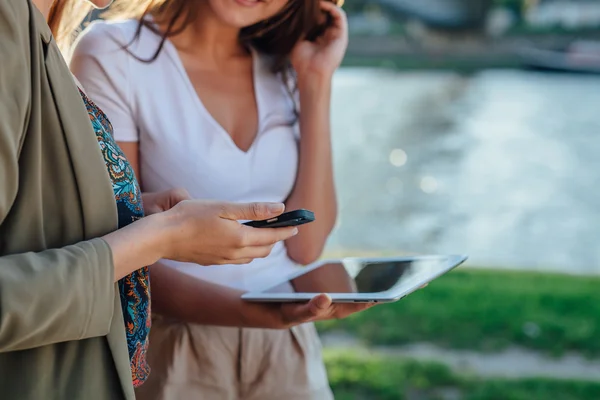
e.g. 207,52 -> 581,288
0,0 -> 134,398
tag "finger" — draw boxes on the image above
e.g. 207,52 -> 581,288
240,225 -> 299,246
309,293 -> 333,314
327,302 -> 373,319
282,293 -> 332,324
220,202 -> 285,221
227,244 -> 275,261
320,1 -> 347,26
215,257 -> 254,266
171,187 -> 192,203
295,32 -> 307,43
213,257 -> 254,266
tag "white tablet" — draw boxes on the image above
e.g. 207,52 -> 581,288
241,254 -> 467,303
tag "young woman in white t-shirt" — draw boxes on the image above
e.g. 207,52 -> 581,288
72,0 -> 349,398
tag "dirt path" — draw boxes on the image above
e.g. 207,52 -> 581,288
321,332 -> 600,381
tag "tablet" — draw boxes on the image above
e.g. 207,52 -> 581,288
241,254 -> 467,303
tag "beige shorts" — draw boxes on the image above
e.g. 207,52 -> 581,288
135,316 -> 333,400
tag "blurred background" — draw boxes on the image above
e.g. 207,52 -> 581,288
87,1 -> 600,398
328,0 -> 600,272
320,1 -> 600,399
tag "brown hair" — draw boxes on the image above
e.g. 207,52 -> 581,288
105,0 -> 335,74
47,0 -> 92,52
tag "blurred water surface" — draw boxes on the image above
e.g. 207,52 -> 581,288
328,68 -> 600,273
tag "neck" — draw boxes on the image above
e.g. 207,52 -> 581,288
161,2 -> 246,63
31,0 -> 54,19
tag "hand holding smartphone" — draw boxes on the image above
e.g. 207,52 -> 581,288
243,209 -> 315,228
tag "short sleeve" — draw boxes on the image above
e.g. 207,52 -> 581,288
70,22 -> 139,142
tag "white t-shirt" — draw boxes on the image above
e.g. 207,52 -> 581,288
71,20 -> 302,291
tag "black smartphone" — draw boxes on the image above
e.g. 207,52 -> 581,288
243,209 -> 315,228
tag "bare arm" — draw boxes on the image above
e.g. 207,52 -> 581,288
149,262 -> 286,328
147,261 -> 371,328
118,142 -> 364,329
292,262 -> 357,293
284,2 -> 348,266
118,136 -> 376,329
284,77 -> 338,266
119,87 -> 336,273
119,142 -> 141,183
118,142 -> 272,327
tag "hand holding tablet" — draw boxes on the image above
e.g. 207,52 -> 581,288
275,293 -> 376,326
242,255 -> 467,304
241,208 -> 466,309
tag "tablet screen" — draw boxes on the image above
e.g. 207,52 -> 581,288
263,256 -> 459,295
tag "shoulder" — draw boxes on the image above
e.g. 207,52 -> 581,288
0,0 -> 34,91
0,0 -> 32,149
74,18 -> 164,61
74,19 -> 137,55
0,0 -> 31,47
0,0 -> 29,23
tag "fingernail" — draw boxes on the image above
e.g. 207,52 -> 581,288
292,228 -> 299,236
316,294 -> 330,309
268,203 -> 285,213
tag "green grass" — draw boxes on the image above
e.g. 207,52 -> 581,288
464,380 -> 600,400
325,351 -> 459,400
325,351 -> 600,400
317,268 -> 600,357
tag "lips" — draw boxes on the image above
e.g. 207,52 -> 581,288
234,0 -> 261,6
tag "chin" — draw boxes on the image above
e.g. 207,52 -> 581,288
208,0 -> 288,29
85,0 -> 114,9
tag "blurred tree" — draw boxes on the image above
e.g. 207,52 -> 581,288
342,0 -> 370,14
495,0 -> 525,13
494,0 -> 526,22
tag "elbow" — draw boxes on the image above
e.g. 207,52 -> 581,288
289,251 -> 321,267
287,241 -> 326,266
286,212 -> 337,266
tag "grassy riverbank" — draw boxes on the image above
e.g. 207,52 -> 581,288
324,351 -> 600,400
341,54 -> 522,71
317,268 -> 600,357
342,29 -> 600,72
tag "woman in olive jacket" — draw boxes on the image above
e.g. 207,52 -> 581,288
0,0 -> 372,398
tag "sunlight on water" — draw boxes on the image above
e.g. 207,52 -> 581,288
328,68 -> 600,273
389,148 -> 408,167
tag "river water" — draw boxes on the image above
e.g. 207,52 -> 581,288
327,68 -> 600,273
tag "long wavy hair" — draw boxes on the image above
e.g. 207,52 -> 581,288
105,0 -> 335,74
48,0 -> 336,108
47,0 -> 92,51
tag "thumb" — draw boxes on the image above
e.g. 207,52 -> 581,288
167,188 -> 192,209
220,202 -> 285,221
171,188 -> 192,202
281,293 -> 332,325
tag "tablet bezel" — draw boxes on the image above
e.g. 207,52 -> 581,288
241,254 -> 468,303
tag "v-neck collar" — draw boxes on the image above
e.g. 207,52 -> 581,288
154,28 -> 264,155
